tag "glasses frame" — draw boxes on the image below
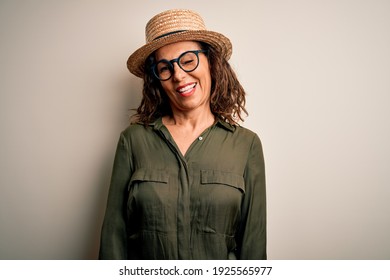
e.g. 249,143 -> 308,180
151,49 -> 208,81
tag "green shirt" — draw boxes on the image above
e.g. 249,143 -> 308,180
99,117 -> 266,259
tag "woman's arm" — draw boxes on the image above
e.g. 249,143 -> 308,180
99,133 -> 132,260
237,134 -> 267,259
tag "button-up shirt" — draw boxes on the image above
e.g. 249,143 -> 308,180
99,117 -> 266,259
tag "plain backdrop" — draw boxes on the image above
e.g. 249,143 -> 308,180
0,0 -> 389,259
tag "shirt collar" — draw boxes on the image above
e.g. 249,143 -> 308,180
215,118 -> 236,132
148,117 -> 236,132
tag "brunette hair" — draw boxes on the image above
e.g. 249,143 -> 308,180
130,43 -> 247,125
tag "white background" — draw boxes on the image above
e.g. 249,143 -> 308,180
0,0 -> 389,259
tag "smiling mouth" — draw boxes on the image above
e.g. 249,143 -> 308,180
176,83 -> 197,95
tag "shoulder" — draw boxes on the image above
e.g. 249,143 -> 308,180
215,122 -> 263,152
229,124 -> 261,142
234,125 -> 258,137
233,125 -> 264,152
121,123 -> 154,138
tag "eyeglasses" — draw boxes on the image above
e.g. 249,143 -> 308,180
152,50 -> 208,81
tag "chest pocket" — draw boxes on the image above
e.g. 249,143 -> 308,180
128,168 -> 169,190
127,168 -> 171,232
198,170 -> 244,240
201,170 -> 245,193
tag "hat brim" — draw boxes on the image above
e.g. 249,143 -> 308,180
127,30 -> 232,78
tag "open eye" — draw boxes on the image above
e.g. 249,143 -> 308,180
156,61 -> 169,74
158,64 -> 170,74
155,60 -> 172,79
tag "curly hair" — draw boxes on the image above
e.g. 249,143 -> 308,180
130,43 -> 247,125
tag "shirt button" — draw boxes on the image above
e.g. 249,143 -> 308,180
198,136 -> 203,141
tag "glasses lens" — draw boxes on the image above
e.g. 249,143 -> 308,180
179,52 -> 199,72
155,61 -> 172,80
153,51 -> 203,81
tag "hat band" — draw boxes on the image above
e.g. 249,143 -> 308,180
153,30 -> 187,41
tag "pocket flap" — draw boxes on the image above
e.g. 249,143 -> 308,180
201,170 -> 245,192
130,168 -> 169,184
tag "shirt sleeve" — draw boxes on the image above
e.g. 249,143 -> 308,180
237,133 -> 267,259
99,132 -> 132,259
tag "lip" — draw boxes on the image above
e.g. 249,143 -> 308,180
176,82 -> 197,97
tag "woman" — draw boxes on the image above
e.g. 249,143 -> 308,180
99,9 -> 266,260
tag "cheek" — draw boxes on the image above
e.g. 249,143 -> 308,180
197,57 -> 212,86
196,66 -> 211,87
202,70 -> 212,91
160,81 -> 174,94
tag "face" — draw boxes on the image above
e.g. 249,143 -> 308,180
154,41 -> 212,116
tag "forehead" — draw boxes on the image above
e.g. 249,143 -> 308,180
155,41 -> 202,60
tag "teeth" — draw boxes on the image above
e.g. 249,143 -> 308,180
178,83 -> 196,93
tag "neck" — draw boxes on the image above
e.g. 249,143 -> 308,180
163,108 -> 215,130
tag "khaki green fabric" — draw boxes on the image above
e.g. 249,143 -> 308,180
99,118 -> 266,259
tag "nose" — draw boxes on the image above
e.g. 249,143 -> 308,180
171,62 -> 186,81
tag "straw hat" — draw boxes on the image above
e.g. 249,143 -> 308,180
127,9 -> 232,78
